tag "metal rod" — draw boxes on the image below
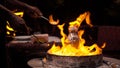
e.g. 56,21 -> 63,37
40,16 -> 49,21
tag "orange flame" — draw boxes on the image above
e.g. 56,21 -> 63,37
48,11 -> 106,56
49,14 -> 59,25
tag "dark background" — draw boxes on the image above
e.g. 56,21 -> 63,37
15,0 -> 120,36
19,0 -> 120,25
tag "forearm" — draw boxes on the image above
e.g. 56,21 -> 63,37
6,0 -> 32,10
0,4 -> 13,20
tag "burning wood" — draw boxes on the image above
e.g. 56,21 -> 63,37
48,11 -> 106,56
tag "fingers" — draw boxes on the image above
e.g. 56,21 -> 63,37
25,26 -> 32,35
16,24 -> 31,35
32,6 -> 42,16
8,16 -> 30,34
35,8 -> 43,16
26,6 -> 43,18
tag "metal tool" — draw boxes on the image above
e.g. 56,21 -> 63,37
40,16 -> 49,21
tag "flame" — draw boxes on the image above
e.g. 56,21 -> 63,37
14,12 -> 24,17
48,11 -> 106,56
49,14 -> 59,25
6,21 -> 14,31
6,11 -> 24,36
6,21 -> 16,36
69,11 -> 93,28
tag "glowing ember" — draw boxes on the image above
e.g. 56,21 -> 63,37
48,11 -> 106,56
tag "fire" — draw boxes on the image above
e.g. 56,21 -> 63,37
14,11 -> 24,17
49,14 -> 59,25
6,21 -> 16,36
48,11 -> 106,56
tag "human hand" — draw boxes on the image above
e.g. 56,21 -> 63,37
8,13 -> 32,35
25,6 -> 43,18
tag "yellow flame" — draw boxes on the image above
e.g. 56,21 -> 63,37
49,14 -> 59,25
48,11 -> 105,56
7,31 -> 10,35
14,12 -> 24,17
69,11 -> 93,28
6,21 -> 14,31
